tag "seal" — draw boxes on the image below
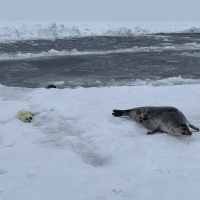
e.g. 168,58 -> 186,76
112,106 -> 199,136
16,109 -> 40,123
46,84 -> 57,89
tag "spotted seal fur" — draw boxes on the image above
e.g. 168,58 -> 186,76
112,106 -> 199,136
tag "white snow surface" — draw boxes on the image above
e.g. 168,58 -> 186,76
0,84 -> 200,200
0,21 -> 200,41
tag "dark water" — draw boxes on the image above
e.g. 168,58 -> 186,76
1,33 -> 200,88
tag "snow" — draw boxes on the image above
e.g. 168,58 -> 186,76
1,21 -> 200,41
1,84 -> 200,200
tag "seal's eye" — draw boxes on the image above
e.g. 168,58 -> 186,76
29,117 -> 32,120
26,118 -> 28,121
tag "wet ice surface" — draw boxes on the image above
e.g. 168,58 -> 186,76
0,33 -> 200,88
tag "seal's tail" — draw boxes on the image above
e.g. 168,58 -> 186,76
112,109 -> 131,117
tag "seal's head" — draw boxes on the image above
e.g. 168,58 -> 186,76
17,110 -> 34,123
24,116 -> 33,123
177,124 -> 192,136
46,85 -> 56,89
21,112 -> 33,123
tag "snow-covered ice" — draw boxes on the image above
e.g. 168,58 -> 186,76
1,83 -> 200,200
0,21 -> 200,41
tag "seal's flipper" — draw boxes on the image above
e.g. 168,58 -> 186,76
147,129 -> 159,135
112,109 -> 131,117
189,123 -> 199,131
112,110 -> 124,117
147,128 -> 164,135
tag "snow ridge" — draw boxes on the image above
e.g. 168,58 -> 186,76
1,21 -> 200,41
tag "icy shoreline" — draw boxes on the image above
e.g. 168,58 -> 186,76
0,21 -> 200,41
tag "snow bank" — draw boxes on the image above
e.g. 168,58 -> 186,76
0,84 -> 200,200
0,21 -> 200,41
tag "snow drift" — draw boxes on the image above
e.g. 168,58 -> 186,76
0,84 -> 200,200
